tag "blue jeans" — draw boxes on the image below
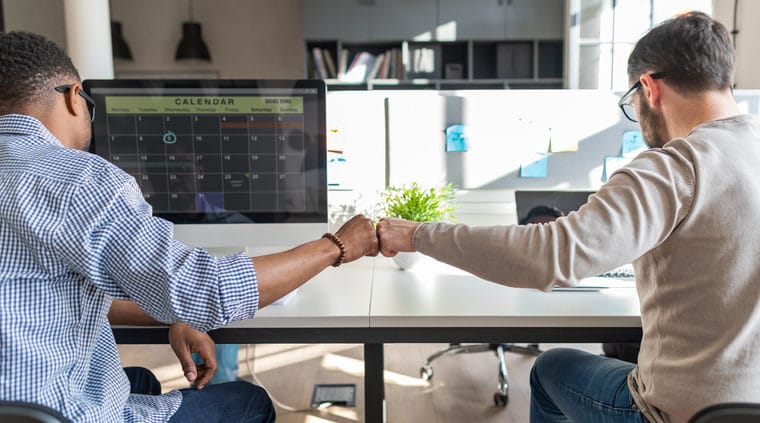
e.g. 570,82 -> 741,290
170,381 -> 275,422
124,367 -> 275,422
530,348 -> 648,423
124,366 -> 161,395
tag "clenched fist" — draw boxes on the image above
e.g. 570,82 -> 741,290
375,218 -> 421,257
335,214 -> 379,263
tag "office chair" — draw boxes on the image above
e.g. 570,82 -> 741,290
689,403 -> 760,423
418,205 -> 560,407
0,401 -> 71,423
420,342 -> 542,406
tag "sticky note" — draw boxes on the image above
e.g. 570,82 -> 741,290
602,156 -> 632,182
445,124 -> 468,152
622,130 -> 647,158
548,126 -> 579,153
520,152 -> 549,178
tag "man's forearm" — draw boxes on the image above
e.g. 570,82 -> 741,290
253,237 -> 341,308
108,299 -> 165,326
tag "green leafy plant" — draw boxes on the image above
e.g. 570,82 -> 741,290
379,182 -> 458,222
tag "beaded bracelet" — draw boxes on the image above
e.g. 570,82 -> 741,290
322,232 -> 347,267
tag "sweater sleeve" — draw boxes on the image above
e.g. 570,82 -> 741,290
413,143 -> 695,291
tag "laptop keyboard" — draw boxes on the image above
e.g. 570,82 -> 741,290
598,264 -> 635,279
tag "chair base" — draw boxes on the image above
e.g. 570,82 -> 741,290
421,343 -> 542,408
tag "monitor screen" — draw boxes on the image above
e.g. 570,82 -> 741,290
84,79 -> 327,250
514,190 -> 595,224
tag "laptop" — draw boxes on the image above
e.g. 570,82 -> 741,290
514,190 -> 635,290
514,190 -> 595,224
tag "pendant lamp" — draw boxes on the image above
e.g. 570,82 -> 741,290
175,0 -> 211,61
111,21 -> 133,60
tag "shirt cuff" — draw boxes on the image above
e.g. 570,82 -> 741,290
215,252 -> 259,322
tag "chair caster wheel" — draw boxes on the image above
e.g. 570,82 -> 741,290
420,366 -> 433,381
493,392 -> 508,407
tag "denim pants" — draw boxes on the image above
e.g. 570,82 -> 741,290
124,366 -> 275,423
530,348 -> 648,423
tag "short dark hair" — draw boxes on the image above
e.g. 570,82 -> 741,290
0,31 -> 80,113
627,11 -> 734,94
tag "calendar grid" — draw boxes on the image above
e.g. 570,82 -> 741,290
101,96 -> 308,215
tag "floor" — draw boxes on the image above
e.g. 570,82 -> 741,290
119,342 -> 601,423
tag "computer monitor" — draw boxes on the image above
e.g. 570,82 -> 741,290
83,79 -> 327,252
514,190 -> 595,224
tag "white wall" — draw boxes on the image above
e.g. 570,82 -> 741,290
2,0 -> 305,79
111,0 -> 305,79
3,0 -> 67,49
713,0 -> 758,88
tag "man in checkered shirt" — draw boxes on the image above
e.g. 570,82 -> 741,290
0,31 -> 378,422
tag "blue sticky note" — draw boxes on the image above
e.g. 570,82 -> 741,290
622,130 -> 647,158
445,124 -> 468,152
520,153 -> 549,178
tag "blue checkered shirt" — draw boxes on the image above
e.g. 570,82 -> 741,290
0,115 -> 260,422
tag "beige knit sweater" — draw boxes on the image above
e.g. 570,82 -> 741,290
413,115 -> 760,423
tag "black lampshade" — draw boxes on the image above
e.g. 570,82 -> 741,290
175,22 -> 211,61
111,21 -> 133,60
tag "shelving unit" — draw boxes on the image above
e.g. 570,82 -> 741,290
306,39 -> 563,90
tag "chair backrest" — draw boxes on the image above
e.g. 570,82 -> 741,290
689,403 -> 760,423
0,401 -> 71,423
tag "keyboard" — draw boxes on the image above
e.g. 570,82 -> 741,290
553,264 -> 635,291
598,263 -> 635,280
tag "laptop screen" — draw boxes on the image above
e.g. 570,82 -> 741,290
514,190 -> 595,224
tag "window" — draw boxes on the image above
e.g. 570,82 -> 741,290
568,0 -> 712,90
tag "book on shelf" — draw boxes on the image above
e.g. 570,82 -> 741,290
311,47 -> 328,79
338,49 -> 349,78
367,53 -> 385,80
342,51 -> 376,83
407,44 -> 442,79
375,50 -> 391,79
323,49 -> 337,79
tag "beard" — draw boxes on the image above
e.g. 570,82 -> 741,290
77,114 -> 92,151
638,99 -> 669,148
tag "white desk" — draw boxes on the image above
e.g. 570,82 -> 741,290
371,255 -> 640,329
226,258 -> 374,329
114,255 -> 642,423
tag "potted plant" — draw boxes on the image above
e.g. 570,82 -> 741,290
379,182 -> 458,269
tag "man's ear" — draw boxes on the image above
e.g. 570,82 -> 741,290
62,85 -> 84,119
639,73 -> 661,109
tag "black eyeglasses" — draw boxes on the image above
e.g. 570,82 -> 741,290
54,85 -> 96,122
618,72 -> 666,123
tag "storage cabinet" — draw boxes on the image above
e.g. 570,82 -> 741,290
302,0 -> 372,42
303,0 -> 565,89
437,0 -> 507,40
369,0 -> 438,41
303,0 -> 565,41
306,39 -> 563,90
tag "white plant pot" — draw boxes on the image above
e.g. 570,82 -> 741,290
392,252 -> 422,270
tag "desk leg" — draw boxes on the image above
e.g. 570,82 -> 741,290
364,343 -> 385,423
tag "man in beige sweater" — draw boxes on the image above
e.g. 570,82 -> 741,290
377,11 -> 759,423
